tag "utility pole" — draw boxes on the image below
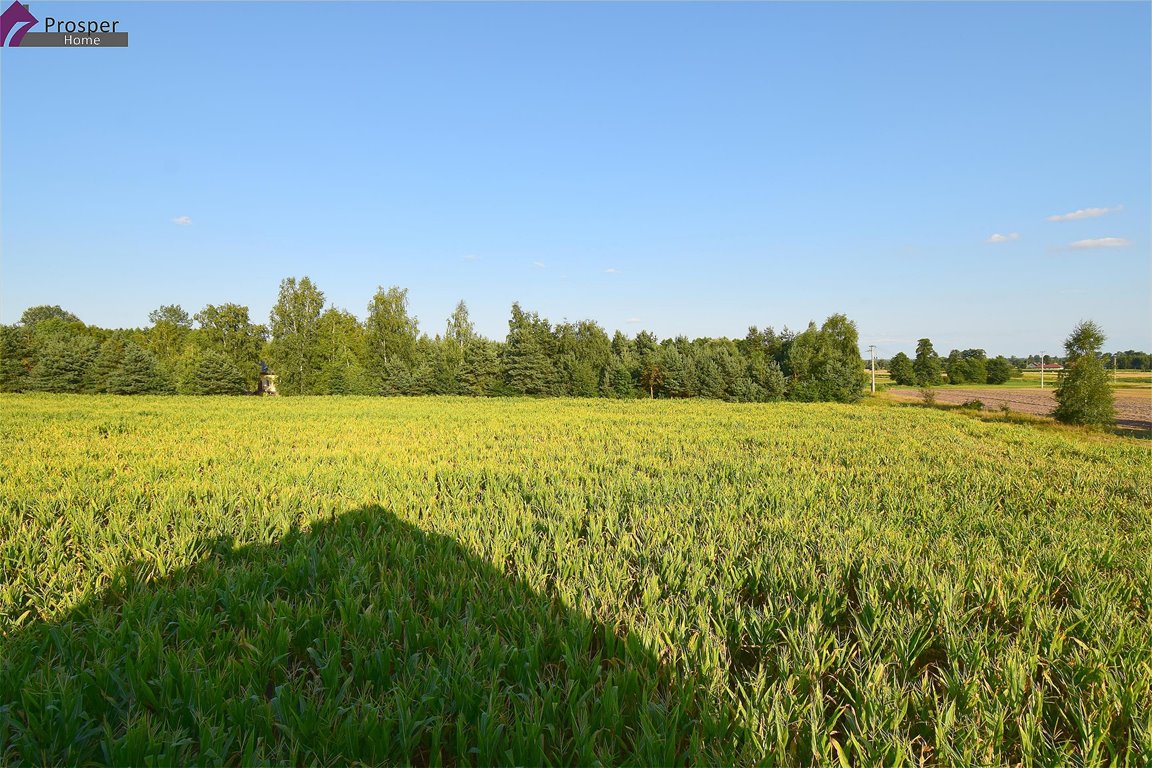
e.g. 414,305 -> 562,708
1040,351 -> 1046,390
868,345 -> 876,393
1113,352 -> 1117,383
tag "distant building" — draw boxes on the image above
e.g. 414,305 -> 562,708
1025,362 -> 1064,371
256,362 -> 279,396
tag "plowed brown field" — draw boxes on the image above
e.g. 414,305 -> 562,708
887,387 -> 1152,430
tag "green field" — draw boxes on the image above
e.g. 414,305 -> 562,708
2,395 -> 1150,765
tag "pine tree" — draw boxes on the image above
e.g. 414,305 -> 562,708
108,345 -> 169,394
460,340 -> 502,396
87,338 -> 126,393
28,335 -> 99,393
0,325 -> 32,392
502,304 -> 558,396
182,350 -> 247,395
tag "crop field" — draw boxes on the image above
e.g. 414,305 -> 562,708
1,394 -> 1151,766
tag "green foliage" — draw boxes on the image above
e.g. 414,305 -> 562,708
147,304 -> 191,328
634,331 -> 662,398
459,340 -> 503,396
179,350 -> 248,395
268,278 -> 326,395
502,304 -> 559,396
107,345 -> 170,395
945,349 -> 988,385
314,308 -> 370,395
757,360 -> 786,401
194,303 -> 267,389
86,338 -> 127,393
366,286 -> 420,379
985,356 -> 1016,385
27,335 -> 99,393
787,315 -> 866,403
317,348 -> 370,395
146,304 -> 193,367
555,320 -> 612,397
659,343 -> 693,398
0,325 -> 32,392
19,305 -> 80,328
7,285 -> 933,408
444,300 -> 475,351
888,352 -> 916,386
913,338 -> 942,387
1053,321 -> 1115,427
1,396 -> 1149,765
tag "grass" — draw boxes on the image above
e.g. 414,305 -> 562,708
2,394 -> 1151,765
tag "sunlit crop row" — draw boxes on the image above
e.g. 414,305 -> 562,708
1,394 -> 1149,765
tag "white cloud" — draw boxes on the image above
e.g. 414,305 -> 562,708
605,267 -> 619,273
625,317 -> 642,324
1069,237 -> 1130,249
1047,206 -> 1121,222
172,216 -> 192,226
532,261 -> 546,268
986,232 -> 1019,243
462,254 -> 480,261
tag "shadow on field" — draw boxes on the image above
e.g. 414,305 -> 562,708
0,506 -> 738,765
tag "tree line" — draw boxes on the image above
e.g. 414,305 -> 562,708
881,338 -> 1149,388
885,341 -> 1021,387
0,277 -> 870,402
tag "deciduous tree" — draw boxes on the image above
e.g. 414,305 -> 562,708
1053,321 -> 1114,427
268,278 -> 326,395
888,352 -> 915,386
913,338 -> 942,387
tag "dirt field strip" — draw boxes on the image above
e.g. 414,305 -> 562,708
887,387 -> 1152,430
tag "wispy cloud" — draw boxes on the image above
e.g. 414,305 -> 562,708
532,261 -> 546,268
1047,206 -> 1121,222
1069,237 -> 1130,249
462,254 -> 480,261
986,232 -> 1019,244
625,317 -> 642,324
172,216 -> 192,226
605,267 -> 619,274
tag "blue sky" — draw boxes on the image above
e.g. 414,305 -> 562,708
2,1 -> 1149,357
